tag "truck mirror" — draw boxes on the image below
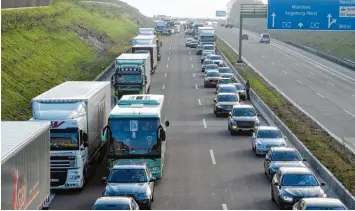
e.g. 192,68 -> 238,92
83,142 -> 89,148
165,120 -> 170,127
101,128 -> 107,142
159,128 -> 166,141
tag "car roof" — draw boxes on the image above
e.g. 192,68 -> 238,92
218,67 -> 231,69
270,147 -> 297,152
204,44 -> 214,46
219,84 -> 236,88
279,166 -> 313,175
206,70 -> 219,73
94,196 -> 132,205
112,161 -> 147,169
257,125 -> 279,131
218,92 -> 238,96
232,104 -> 254,109
301,198 -> 345,207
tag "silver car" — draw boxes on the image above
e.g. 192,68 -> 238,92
209,54 -> 224,66
204,64 -> 219,74
91,197 -> 140,210
201,52 -> 213,64
232,83 -> 247,101
218,67 -> 233,78
204,70 -> 221,88
252,126 -> 287,156
202,59 -> 214,72
228,104 -> 260,135
214,93 -> 240,117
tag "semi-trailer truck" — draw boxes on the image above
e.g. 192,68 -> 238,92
111,53 -> 151,101
132,43 -> 160,69
29,81 -> 112,190
137,28 -> 155,36
1,121 -> 51,210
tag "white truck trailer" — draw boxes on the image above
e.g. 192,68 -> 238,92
29,81 -> 112,190
1,121 -> 51,210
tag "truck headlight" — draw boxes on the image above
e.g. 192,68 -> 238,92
151,166 -> 160,171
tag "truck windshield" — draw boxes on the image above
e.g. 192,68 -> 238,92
201,36 -> 215,42
50,130 -> 79,150
133,40 -> 152,45
116,75 -> 142,84
108,118 -> 160,156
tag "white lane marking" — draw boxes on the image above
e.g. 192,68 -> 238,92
309,71 -> 314,75
353,94 -> 355,97
162,84 -> 165,90
316,92 -> 325,98
343,109 -> 355,118
198,99 -> 202,105
262,55 -> 266,59
282,70 -> 288,74
189,51 -> 191,54
168,57 -> 170,61
271,62 -> 275,66
191,64 -> 194,68
295,63 -> 299,66
195,84 -> 198,89
166,64 -> 169,68
190,57 -> 192,60
203,119 -> 207,128
170,46 -> 172,50
222,204 -> 228,210
169,51 -> 171,55
327,81 -> 335,86
193,73 -> 196,78
164,73 -> 167,77
296,80 -> 303,85
209,149 -> 216,164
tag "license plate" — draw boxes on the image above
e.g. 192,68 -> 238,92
51,179 -> 59,182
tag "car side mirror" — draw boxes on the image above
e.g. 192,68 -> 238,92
159,128 -> 166,141
321,182 -> 326,186
302,158 -> 307,161
273,182 -> 279,186
257,113 -> 261,116
149,176 -> 156,182
165,120 -> 170,127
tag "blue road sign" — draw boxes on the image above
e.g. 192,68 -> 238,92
216,10 -> 227,17
267,0 -> 355,31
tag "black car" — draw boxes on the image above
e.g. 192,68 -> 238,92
264,147 -> 306,182
271,166 -> 327,209
214,93 -> 240,117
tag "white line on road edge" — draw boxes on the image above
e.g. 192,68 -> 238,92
222,203 -> 228,210
162,84 -> 165,90
164,73 -> 167,77
296,80 -> 303,85
193,73 -> 196,78
203,119 -> 207,128
327,81 -> 335,86
316,92 -> 325,98
198,99 -> 201,105
168,57 -> 170,60
271,62 -> 275,66
166,64 -> 169,68
295,63 -> 299,66
282,70 -> 288,74
169,52 -> 171,55
195,84 -> 198,89
309,71 -> 314,75
343,109 -> 355,118
209,150 -> 216,164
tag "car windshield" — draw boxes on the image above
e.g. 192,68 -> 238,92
217,95 -> 238,102
219,86 -> 237,93
116,74 -> 142,84
108,169 -> 148,183
206,72 -> 220,77
219,78 -> 233,84
281,174 -> 319,186
219,68 -> 232,73
203,53 -> 210,56
206,65 -> 218,69
234,84 -> 244,90
263,34 -> 270,39
306,207 -> 346,210
92,204 -> 130,210
257,129 -> 282,138
232,108 -> 256,116
271,151 -> 302,161
211,56 -> 221,60
203,60 -> 213,64
204,45 -> 214,50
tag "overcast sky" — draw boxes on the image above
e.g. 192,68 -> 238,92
120,0 -> 231,18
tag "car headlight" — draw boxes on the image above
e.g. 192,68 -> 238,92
256,143 -> 266,148
151,166 -> 160,171
281,196 -> 293,202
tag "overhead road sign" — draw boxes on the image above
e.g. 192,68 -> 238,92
267,0 -> 355,31
216,10 -> 227,17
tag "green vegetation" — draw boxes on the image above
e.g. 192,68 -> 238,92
216,38 -> 355,195
1,0 -> 153,120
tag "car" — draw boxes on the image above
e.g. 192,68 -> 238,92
202,44 -> 215,54
204,70 -> 221,88
189,40 -> 198,48
202,59 -> 214,72
203,64 -> 219,73
231,83 -> 247,101
91,197 -> 139,210
225,23 -> 233,28
216,84 -> 238,96
216,78 -> 235,93
196,44 -> 204,55
201,51 -> 214,63
220,23 -> 225,27
252,126 -> 287,156
260,33 -> 271,43
185,38 -> 193,47
264,147 -> 307,182
271,166 -> 327,210
209,54 -> 224,66
292,198 -> 347,210
102,162 -> 156,209
214,93 -> 240,117
171,29 -> 175,34
227,104 -> 260,135
218,67 -> 233,78
241,33 -> 249,40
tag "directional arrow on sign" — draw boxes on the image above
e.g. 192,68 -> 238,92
327,13 -> 337,28
271,12 -> 276,28
298,22 -> 304,28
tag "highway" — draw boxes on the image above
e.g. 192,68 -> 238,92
216,27 -> 355,152
48,32 -> 338,210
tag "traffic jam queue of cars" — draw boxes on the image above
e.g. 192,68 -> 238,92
184,29 -> 348,210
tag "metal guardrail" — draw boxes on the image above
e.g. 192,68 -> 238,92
285,41 -> 355,71
215,45 -> 355,210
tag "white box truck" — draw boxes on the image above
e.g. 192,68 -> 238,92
1,121 -> 51,210
29,81 -> 112,190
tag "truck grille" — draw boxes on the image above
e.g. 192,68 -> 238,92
236,121 -> 255,128
50,156 -> 75,168
51,169 -> 68,186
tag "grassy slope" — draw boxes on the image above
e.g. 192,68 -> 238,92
241,19 -> 355,61
1,0 -> 153,120
216,38 -> 355,195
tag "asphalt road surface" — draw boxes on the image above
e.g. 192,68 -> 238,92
216,27 -> 355,152
48,32 -> 338,210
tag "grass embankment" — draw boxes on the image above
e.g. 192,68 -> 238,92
1,0 -> 153,121
242,19 -> 355,61
216,38 -> 355,195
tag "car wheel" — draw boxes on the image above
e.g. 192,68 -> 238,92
215,113 -> 219,117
